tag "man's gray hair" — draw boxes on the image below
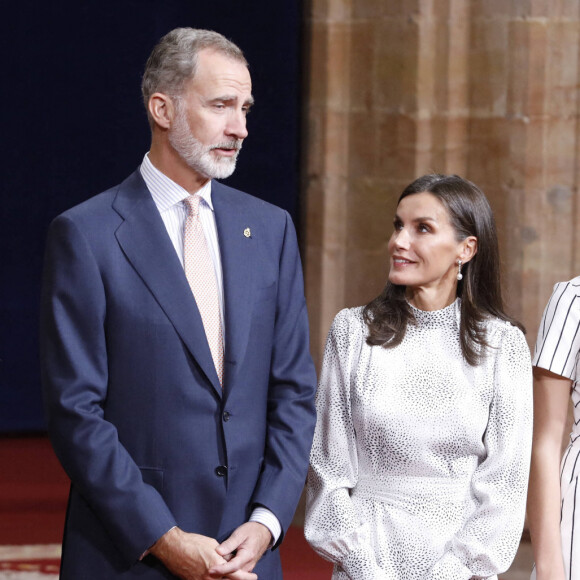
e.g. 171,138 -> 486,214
141,28 -> 248,123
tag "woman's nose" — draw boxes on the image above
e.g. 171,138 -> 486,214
393,228 -> 410,249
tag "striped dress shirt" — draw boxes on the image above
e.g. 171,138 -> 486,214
140,154 -> 226,333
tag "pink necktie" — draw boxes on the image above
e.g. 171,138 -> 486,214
183,194 -> 224,386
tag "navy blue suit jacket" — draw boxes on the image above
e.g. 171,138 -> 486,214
40,170 -> 317,579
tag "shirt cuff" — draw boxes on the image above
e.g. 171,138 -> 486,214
249,507 -> 281,547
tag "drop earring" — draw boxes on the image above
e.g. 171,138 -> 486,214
456,260 -> 463,281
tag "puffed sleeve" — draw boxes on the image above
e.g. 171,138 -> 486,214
425,322 -> 533,579
533,279 -> 580,378
305,309 -> 387,580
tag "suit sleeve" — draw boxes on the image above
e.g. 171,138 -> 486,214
249,211 -> 317,543
40,215 -> 176,564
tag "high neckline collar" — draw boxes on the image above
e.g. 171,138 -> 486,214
408,298 -> 460,327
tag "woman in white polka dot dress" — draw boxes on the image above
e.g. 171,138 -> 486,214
305,174 -> 533,580
528,276 -> 580,580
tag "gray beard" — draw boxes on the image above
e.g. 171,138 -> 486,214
168,109 -> 242,180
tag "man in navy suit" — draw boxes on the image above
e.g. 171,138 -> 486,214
40,28 -> 316,579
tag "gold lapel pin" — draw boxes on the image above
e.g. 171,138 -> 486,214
244,227 -> 251,238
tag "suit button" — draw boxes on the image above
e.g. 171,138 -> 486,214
215,465 -> 228,477
223,411 -> 231,422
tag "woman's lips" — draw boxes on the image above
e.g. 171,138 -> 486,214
392,257 -> 415,267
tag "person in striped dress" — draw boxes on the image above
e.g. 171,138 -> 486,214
528,276 -> 580,580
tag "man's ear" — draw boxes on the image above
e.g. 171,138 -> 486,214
460,236 -> 478,264
148,93 -> 175,130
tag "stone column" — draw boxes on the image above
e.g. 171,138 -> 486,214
303,0 -> 580,365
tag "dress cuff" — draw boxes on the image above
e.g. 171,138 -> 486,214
425,552 -> 472,580
340,547 -> 389,580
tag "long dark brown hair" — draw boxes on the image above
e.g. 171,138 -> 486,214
363,174 -> 524,366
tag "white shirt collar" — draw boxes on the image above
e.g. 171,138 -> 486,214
139,153 -> 214,212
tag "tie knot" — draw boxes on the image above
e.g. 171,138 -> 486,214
184,194 -> 202,217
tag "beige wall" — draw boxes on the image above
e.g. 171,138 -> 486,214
302,0 -> 580,366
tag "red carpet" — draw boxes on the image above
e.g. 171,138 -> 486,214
0,435 -> 332,578
0,437 -> 68,545
280,526 -> 333,579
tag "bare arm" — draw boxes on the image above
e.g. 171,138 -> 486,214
527,366 -> 572,580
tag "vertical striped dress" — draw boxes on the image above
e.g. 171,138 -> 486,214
532,276 -> 580,579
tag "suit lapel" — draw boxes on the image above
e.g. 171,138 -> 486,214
212,181 -> 257,389
112,171 -> 222,396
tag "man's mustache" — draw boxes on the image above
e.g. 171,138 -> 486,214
210,140 -> 243,151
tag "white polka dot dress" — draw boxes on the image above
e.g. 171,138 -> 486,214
305,299 -> 532,580
531,276 -> 580,580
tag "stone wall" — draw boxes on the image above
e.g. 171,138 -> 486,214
302,0 -> 580,365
